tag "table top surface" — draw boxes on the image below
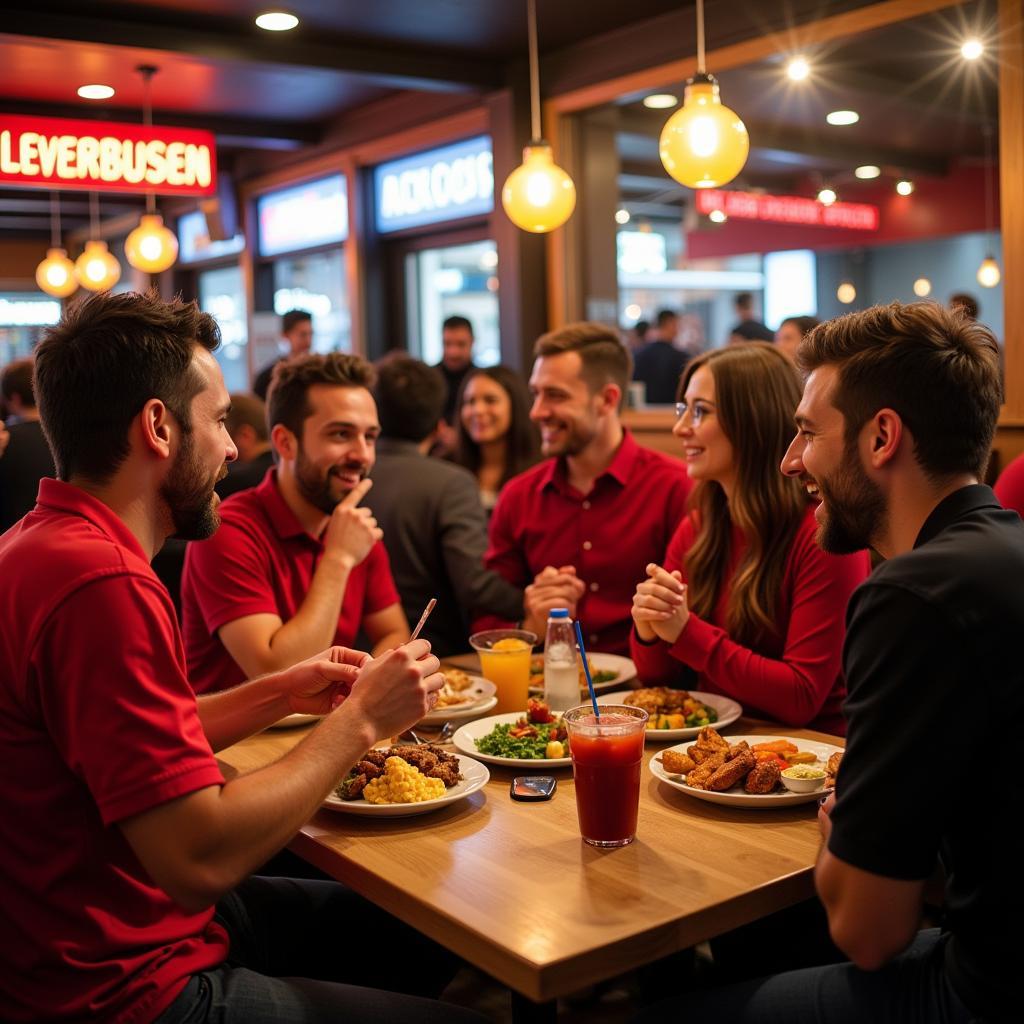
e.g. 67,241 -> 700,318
219,711 -> 842,1001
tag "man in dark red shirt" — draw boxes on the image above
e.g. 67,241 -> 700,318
0,291 -> 479,1024
480,322 -> 691,655
181,353 -> 409,693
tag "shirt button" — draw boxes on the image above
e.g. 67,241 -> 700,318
589,582 -> 599,592
582,501 -> 591,510
582,541 -> 592,551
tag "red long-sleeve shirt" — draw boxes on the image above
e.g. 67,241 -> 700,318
630,505 -> 870,735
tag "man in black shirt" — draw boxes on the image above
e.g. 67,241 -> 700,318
631,308 -> 687,405
637,301 -> 1014,1023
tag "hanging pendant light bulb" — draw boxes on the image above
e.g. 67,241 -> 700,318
976,256 -> 1001,288
75,192 -> 121,292
659,0 -> 749,189
837,281 -> 857,304
975,125 -> 1000,289
35,193 -> 78,298
501,0 -> 576,233
125,65 -> 179,273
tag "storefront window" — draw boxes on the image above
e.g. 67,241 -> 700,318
198,265 -> 249,392
0,292 -> 61,367
404,240 -> 499,367
271,248 -> 350,357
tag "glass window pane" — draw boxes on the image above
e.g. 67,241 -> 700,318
198,265 -> 249,393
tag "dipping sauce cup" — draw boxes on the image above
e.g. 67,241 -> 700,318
469,629 -> 537,715
564,704 -> 648,848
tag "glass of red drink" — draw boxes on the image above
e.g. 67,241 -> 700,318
564,704 -> 648,848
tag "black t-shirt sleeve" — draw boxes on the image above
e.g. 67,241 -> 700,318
828,579 -> 964,880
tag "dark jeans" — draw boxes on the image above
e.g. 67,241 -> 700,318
156,875 -> 489,1023
635,929 -> 976,1024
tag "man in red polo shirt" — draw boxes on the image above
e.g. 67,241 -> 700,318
0,291 -> 481,1024
479,322 -> 692,655
181,353 -> 409,694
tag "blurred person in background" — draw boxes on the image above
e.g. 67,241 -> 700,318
0,357 -> 56,533
454,365 -> 540,514
216,393 -> 274,499
432,314 -> 477,455
253,309 -> 313,401
371,358 -> 523,656
728,292 -> 774,344
632,309 -> 688,405
630,343 -> 869,735
949,292 -> 979,321
775,315 -> 820,363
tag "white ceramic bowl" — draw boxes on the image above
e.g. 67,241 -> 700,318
780,767 -> 828,793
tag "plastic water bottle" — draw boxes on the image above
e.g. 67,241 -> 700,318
544,609 -> 579,713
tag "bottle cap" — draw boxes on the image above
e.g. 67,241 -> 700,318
548,608 -> 570,618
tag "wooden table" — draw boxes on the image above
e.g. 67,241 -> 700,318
219,717 -> 841,1008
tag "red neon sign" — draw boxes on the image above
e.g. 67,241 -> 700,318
696,189 -> 879,231
0,114 -> 216,196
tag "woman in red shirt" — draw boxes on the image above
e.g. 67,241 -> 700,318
630,343 -> 869,734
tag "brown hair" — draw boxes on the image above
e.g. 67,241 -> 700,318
534,321 -> 632,399
226,393 -> 268,442
681,343 -> 807,646
1,357 -> 35,408
267,352 -> 376,438
798,301 -> 1001,480
34,290 -> 219,483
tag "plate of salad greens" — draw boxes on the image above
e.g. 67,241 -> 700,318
452,702 -> 573,768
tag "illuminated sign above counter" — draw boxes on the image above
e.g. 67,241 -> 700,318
257,174 -> 349,258
0,114 -> 216,195
696,189 -> 879,231
375,135 -> 493,233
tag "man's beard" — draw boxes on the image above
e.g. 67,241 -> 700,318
816,440 -> 886,554
295,445 -> 366,515
161,431 -> 225,541
540,416 -> 597,459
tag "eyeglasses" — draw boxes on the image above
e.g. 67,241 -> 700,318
675,400 -> 715,425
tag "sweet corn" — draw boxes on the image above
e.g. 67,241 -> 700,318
363,756 -> 446,804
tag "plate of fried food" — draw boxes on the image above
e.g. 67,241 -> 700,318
597,688 -> 741,741
421,669 -> 497,724
325,745 -> 490,817
650,726 -> 844,808
528,652 -> 636,696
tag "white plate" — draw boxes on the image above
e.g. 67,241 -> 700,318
421,675 -> 497,724
268,712 -> 323,729
322,754 -> 490,817
597,690 -> 742,741
528,652 -> 638,697
453,712 -> 573,768
650,734 -> 843,808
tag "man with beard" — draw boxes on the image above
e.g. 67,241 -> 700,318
637,301 -> 1017,1024
0,291 -> 478,1024
182,353 -> 409,694
478,322 -> 691,655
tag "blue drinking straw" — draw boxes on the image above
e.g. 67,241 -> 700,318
574,620 -> 601,719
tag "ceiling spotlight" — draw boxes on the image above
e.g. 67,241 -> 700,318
77,84 -> 115,100
826,110 -> 859,126
255,11 -> 299,31
837,281 -> 856,304
913,277 -> 932,297
961,39 -> 984,61
817,187 -> 837,206
855,165 -> 881,179
709,209 -> 727,223
786,57 -> 810,82
643,93 -> 678,109
615,209 -> 631,225
896,179 -> 914,196
625,303 -> 642,320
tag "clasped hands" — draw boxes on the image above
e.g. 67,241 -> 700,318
523,564 -> 586,635
631,562 -> 690,644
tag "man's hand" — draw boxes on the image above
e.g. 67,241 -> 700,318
322,478 -> 382,568
339,639 -> 444,742
276,646 -> 370,715
523,565 -> 586,635
631,563 -> 689,643
818,790 -> 836,841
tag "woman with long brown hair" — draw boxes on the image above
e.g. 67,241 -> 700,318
630,342 -> 869,734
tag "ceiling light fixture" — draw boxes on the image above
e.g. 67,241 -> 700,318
961,38 -> 984,60
124,66 -> 179,274
854,165 -> 881,179
837,281 -> 856,304
659,0 -> 749,189
643,93 -> 678,109
77,84 -> 115,101
826,110 -> 859,126
896,179 -> 914,196
35,192 -> 78,298
255,11 -> 299,31
817,186 -> 837,206
501,0 -> 577,233
786,57 -> 810,82
75,192 -> 121,292
615,209 -> 631,224
708,209 -> 727,223
913,277 -> 932,297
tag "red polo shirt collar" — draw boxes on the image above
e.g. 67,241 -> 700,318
255,468 -> 320,545
539,428 -> 640,495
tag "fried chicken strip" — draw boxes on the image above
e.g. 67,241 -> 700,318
744,760 -> 782,794
706,750 -> 757,792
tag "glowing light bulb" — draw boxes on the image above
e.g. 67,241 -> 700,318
615,209 -> 631,225
855,165 -> 880,179
977,256 -> 1001,288
896,179 -> 914,196
255,11 -> 299,31
913,277 -> 932,297
659,73 -> 749,189
78,84 -> 115,100
501,143 -> 576,233
35,247 -> 78,298
817,187 -> 837,206
125,214 -> 179,273
708,209 -> 727,223
826,110 -> 859,126
961,39 -> 983,60
786,58 -> 810,82
75,240 -> 121,292
837,281 -> 856,304
643,94 -> 678,109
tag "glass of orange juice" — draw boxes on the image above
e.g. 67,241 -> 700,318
469,629 -> 537,714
